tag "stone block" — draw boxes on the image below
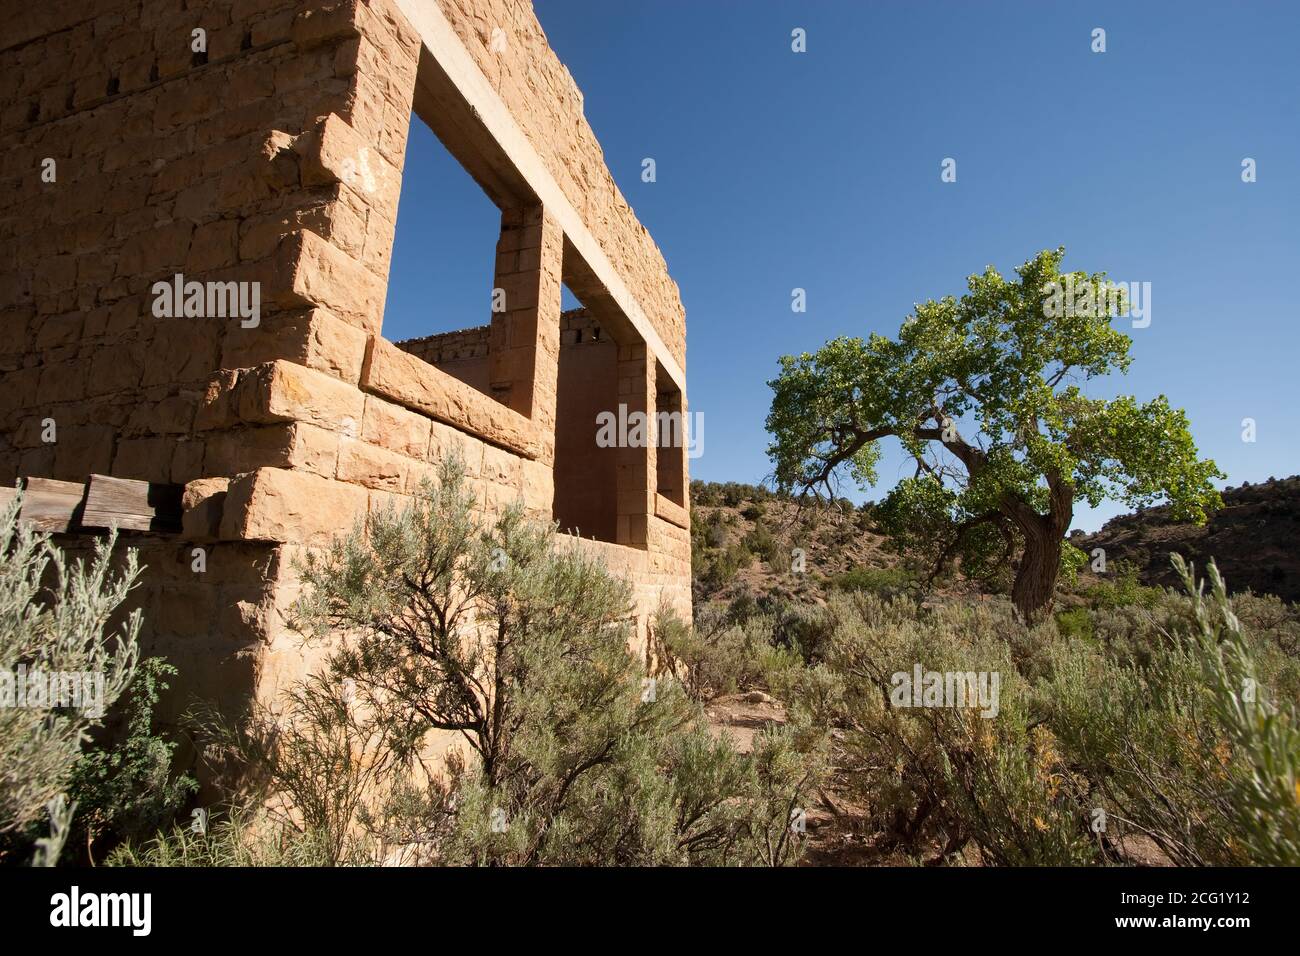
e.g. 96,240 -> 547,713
221,307 -> 369,384
234,359 -> 365,432
360,336 -> 539,460
182,477 -> 229,541
220,466 -> 368,546
336,436 -> 407,491
360,394 -> 431,460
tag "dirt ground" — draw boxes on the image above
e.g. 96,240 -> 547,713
705,692 -> 894,865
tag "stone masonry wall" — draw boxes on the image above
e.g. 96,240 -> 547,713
434,0 -> 687,369
397,324 -> 490,365
0,0 -> 689,726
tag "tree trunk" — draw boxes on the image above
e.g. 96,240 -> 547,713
1011,522 -> 1062,623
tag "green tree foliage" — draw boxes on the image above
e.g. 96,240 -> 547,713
766,249 -> 1222,620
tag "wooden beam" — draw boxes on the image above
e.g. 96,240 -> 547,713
17,477 -> 87,533
82,474 -> 182,533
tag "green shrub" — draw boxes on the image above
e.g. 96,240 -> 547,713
1080,562 -> 1160,610
108,807 -> 341,867
694,541 -> 753,598
158,458 -> 825,867
753,599 -> 837,664
781,592 -> 1094,865
1053,606 -> 1093,643
67,658 -> 197,864
1048,557 -> 1300,865
656,606 -> 771,701
189,668 -> 420,867
1,496 -> 141,864
830,565 -> 916,596
743,522 -> 784,569
774,556 -> 1300,866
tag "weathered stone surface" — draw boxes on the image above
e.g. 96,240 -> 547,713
222,308 -> 369,384
336,436 -> 409,491
292,1 -> 363,50
361,336 -> 540,460
195,370 -> 242,432
654,493 -> 689,530
234,359 -> 365,433
1,0 -> 690,751
360,394 -> 431,460
220,467 -> 369,546
205,422 -> 339,477
182,476 -> 229,540
260,230 -> 386,333
296,112 -> 401,213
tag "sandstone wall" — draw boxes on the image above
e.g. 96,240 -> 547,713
0,0 -> 689,720
397,323 -> 490,365
433,0 -> 687,369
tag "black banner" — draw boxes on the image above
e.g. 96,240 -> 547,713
0,866 -> 1283,943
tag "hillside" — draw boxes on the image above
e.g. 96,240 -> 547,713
691,476 -> 1300,609
691,481 -> 935,610
1074,476 -> 1300,602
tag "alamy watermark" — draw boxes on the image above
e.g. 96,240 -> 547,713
1,664 -> 106,717
49,886 -> 151,936
1042,274 -> 1150,328
151,272 -> 261,328
595,403 -> 704,459
890,664 -> 1000,718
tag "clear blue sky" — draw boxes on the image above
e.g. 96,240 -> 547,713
385,0 -> 1299,532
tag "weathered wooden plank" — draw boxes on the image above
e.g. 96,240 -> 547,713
0,485 -> 18,516
81,474 -> 182,533
18,477 -> 87,533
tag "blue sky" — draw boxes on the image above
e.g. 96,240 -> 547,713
385,0 -> 1299,532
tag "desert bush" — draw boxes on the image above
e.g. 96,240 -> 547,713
0,495 -> 141,862
690,480 -> 721,507
1047,557 -> 1300,865
107,807 -> 341,867
655,606 -> 775,701
1053,606 -> 1093,643
191,670 -> 424,867
1079,562 -> 1161,610
744,721 -> 830,866
774,555 -> 1300,866
1232,590 -> 1300,658
743,522 -> 785,570
767,601 -> 837,664
780,592 -> 1095,865
276,458 -> 822,866
695,541 -> 753,597
720,484 -> 747,508
66,658 -> 197,864
830,565 -> 916,597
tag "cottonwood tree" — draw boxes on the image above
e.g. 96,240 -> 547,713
765,248 -> 1222,620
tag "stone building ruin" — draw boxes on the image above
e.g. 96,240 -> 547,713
0,0 -> 691,726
